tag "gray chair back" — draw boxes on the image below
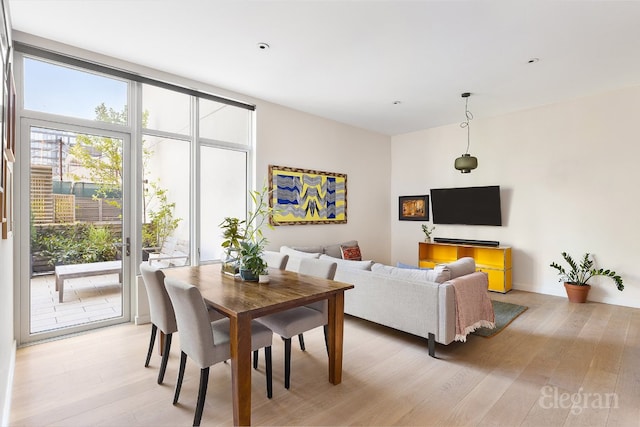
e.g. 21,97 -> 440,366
164,278 -> 219,369
140,262 -> 177,334
299,258 -> 337,315
263,251 -> 289,270
299,257 -> 337,280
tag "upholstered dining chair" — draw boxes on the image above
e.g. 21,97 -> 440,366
255,257 -> 337,389
164,278 -> 274,427
139,262 -> 178,385
139,262 -> 224,385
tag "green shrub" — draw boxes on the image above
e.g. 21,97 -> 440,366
31,223 -> 118,266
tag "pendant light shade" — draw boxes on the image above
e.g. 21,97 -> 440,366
454,153 -> 478,173
454,92 -> 478,173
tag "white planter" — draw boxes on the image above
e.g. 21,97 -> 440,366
258,274 -> 270,283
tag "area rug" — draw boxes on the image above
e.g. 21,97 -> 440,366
472,300 -> 528,338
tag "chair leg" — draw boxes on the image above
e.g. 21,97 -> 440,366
253,350 -> 258,369
145,324 -> 157,367
298,333 -> 306,351
173,351 -> 187,405
193,367 -> 210,427
265,346 -> 272,399
284,337 -> 292,389
157,332 -> 172,384
323,325 -> 329,355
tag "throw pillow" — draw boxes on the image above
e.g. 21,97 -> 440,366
341,244 -> 362,261
279,246 -> 322,259
324,240 -> 359,258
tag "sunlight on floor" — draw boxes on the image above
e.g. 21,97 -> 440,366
30,274 -> 122,333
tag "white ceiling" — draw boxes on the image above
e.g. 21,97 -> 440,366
7,0 -> 640,136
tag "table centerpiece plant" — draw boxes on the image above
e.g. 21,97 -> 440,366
219,184 -> 275,282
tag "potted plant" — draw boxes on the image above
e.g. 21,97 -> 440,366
219,217 -> 246,275
421,224 -> 435,242
550,252 -> 624,303
219,184 -> 276,281
238,240 -> 268,282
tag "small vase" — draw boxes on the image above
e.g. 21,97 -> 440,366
424,237 -> 432,243
258,274 -> 270,284
240,269 -> 259,282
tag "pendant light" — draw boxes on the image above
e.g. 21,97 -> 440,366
454,92 -> 478,173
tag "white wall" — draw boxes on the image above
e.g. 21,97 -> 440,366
256,101 -> 392,264
391,86 -> 640,307
0,239 -> 15,425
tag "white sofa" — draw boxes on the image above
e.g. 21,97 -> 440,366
279,242 -> 490,357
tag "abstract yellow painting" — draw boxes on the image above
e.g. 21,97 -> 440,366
269,165 -> 347,225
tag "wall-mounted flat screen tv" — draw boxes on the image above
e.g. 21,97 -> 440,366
430,185 -> 502,226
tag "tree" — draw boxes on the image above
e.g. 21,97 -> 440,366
69,103 -> 180,249
69,104 -> 127,204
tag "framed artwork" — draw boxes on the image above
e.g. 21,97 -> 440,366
269,164 -> 347,225
399,195 -> 429,221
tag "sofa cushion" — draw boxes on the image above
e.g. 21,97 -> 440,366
320,254 -> 372,270
371,262 -> 450,284
290,245 -> 324,254
442,257 -> 476,279
371,263 -> 395,275
280,246 -> 322,259
390,267 -> 431,282
324,240 -> 359,259
428,265 -> 451,283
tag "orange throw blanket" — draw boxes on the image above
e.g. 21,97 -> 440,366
450,272 -> 496,342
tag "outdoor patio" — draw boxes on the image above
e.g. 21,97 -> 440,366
30,273 -> 123,333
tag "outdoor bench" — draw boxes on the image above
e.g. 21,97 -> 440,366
55,260 -> 122,303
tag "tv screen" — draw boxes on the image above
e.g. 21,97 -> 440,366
430,185 -> 502,226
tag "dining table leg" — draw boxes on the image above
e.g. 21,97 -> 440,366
327,292 -> 345,384
230,312 -> 253,426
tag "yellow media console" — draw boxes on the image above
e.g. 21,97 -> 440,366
418,241 -> 512,293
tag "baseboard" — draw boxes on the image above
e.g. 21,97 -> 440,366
1,340 -> 16,427
135,314 -> 150,325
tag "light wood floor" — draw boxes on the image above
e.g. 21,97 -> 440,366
9,290 -> 640,426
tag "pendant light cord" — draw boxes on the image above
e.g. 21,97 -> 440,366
459,96 -> 474,154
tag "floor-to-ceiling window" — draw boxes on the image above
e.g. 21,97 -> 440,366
16,45 -> 255,344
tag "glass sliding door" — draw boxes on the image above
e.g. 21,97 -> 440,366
25,121 -> 131,339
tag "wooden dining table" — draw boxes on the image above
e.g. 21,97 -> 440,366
163,263 -> 354,426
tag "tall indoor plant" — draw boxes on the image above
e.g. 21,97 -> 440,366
550,252 -> 624,303
219,185 -> 274,281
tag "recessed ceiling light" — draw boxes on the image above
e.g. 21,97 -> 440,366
257,42 -> 270,50
527,58 -> 539,64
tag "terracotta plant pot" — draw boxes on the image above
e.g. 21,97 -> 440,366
564,282 -> 591,303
